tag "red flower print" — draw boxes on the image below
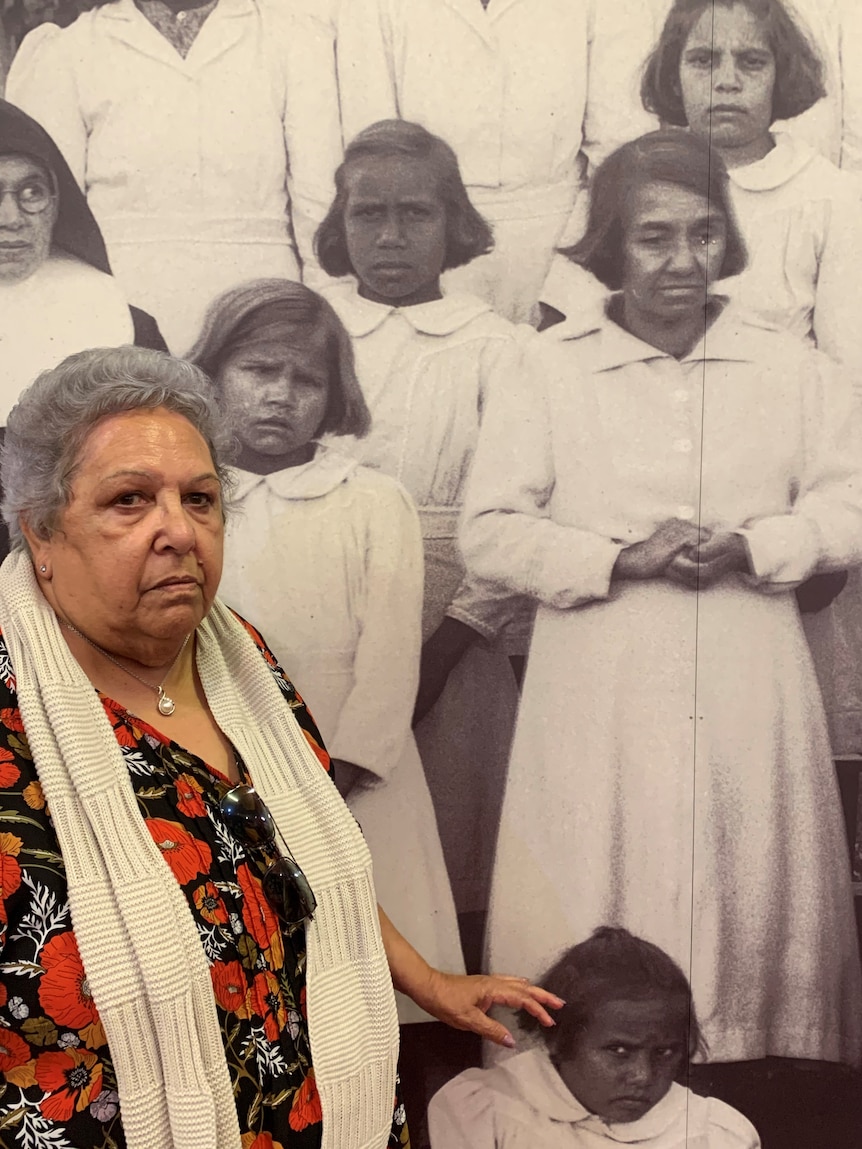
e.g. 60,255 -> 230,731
193,880 -> 229,924
38,932 -> 100,1029
236,864 -> 284,966
146,818 -> 212,885
0,707 -> 25,733
0,1027 -> 30,1072
102,702 -> 143,748
288,1068 -> 322,1131
0,981 -> 6,1007
36,1047 -> 103,1121
0,831 -> 23,914
247,970 -> 286,1042
175,773 -> 206,818
0,747 -> 19,787
0,1027 -> 36,1089
300,985 -> 307,1020
210,959 -> 250,1015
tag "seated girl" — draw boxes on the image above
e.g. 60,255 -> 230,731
190,278 -> 465,1023
314,119 -> 532,930
428,927 -> 761,1148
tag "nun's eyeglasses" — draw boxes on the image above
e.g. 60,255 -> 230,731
220,783 -> 317,925
0,180 -> 56,216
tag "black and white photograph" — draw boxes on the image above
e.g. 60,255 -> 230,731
0,1 -> 861,1148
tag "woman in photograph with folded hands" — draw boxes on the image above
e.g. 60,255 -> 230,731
462,131 -> 862,1075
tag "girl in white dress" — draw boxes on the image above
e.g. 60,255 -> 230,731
429,928 -> 760,1149
315,121 -> 531,929
189,278 -> 465,1023
642,0 -> 862,761
461,132 -> 862,1067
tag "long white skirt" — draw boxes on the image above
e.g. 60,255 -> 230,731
486,577 -> 862,1064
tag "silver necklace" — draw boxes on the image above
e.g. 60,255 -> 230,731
61,621 -> 190,716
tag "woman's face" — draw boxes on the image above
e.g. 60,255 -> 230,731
217,333 -> 330,470
27,408 -> 224,659
343,154 -> 448,307
621,180 -> 727,326
679,3 -> 776,165
555,997 -> 686,1125
0,155 -> 57,284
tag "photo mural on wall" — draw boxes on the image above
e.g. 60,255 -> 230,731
1,1 -> 862,1148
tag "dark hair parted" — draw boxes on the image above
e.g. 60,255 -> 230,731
523,927 -> 706,1061
563,130 -> 747,291
315,120 -> 494,278
188,279 -> 371,440
641,0 -> 825,127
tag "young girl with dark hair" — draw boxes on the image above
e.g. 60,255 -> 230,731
316,120 -> 533,941
429,928 -> 760,1148
190,278 -> 466,1025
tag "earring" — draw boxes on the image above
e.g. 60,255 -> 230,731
39,565 -> 47,574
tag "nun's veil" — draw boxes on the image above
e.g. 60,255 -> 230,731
0,98 -> 112,275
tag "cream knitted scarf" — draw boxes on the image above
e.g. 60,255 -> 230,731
0,551 -> 399,1149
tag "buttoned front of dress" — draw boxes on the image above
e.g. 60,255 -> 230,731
461,303 -> 862,1065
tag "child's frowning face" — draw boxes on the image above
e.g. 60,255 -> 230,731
554,996 -> 687,1125
343,153 -> 448,307
217,333 -> 330,471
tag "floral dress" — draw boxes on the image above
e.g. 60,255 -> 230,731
0,621 -> 410,1149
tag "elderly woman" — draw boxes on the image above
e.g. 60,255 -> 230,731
0,345 -> 559,1149
461,132 -> 862,1073
5,0 -> 342,354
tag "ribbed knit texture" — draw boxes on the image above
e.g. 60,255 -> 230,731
0,552 -> 399,1149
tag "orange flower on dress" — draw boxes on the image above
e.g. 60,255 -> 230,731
0,746 -> 19,787
193,880 -> 229,924
288,1068 -> 322,1131
210,959 -> 250,1015
0,1028 -> 31,1073
145,818 -> 212,885
247,970 -> 287,1042
175,773 -> 206,818
38,931 -> 100,1029
36,1047 -> 103,1121
22,779 -> 46,809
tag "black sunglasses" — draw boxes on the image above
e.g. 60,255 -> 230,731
219,784 -> 317,925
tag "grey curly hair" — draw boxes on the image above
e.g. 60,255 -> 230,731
1,345 -> 235,553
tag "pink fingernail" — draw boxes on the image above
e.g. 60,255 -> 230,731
502,1034 -> 516,1049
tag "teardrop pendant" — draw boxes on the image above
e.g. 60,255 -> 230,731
157,690 -> 176,716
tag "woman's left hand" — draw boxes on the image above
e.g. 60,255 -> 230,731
413,968 -> 564,1047
665,532 -> 751,589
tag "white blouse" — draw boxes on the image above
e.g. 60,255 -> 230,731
324,286 -> 531,639
219,448 -> 421,779
722,132 -> 862,381
461,305 -> 862,606
428,1047 -> 760,1149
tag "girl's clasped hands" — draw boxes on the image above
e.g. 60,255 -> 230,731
614,518 -> 751,588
